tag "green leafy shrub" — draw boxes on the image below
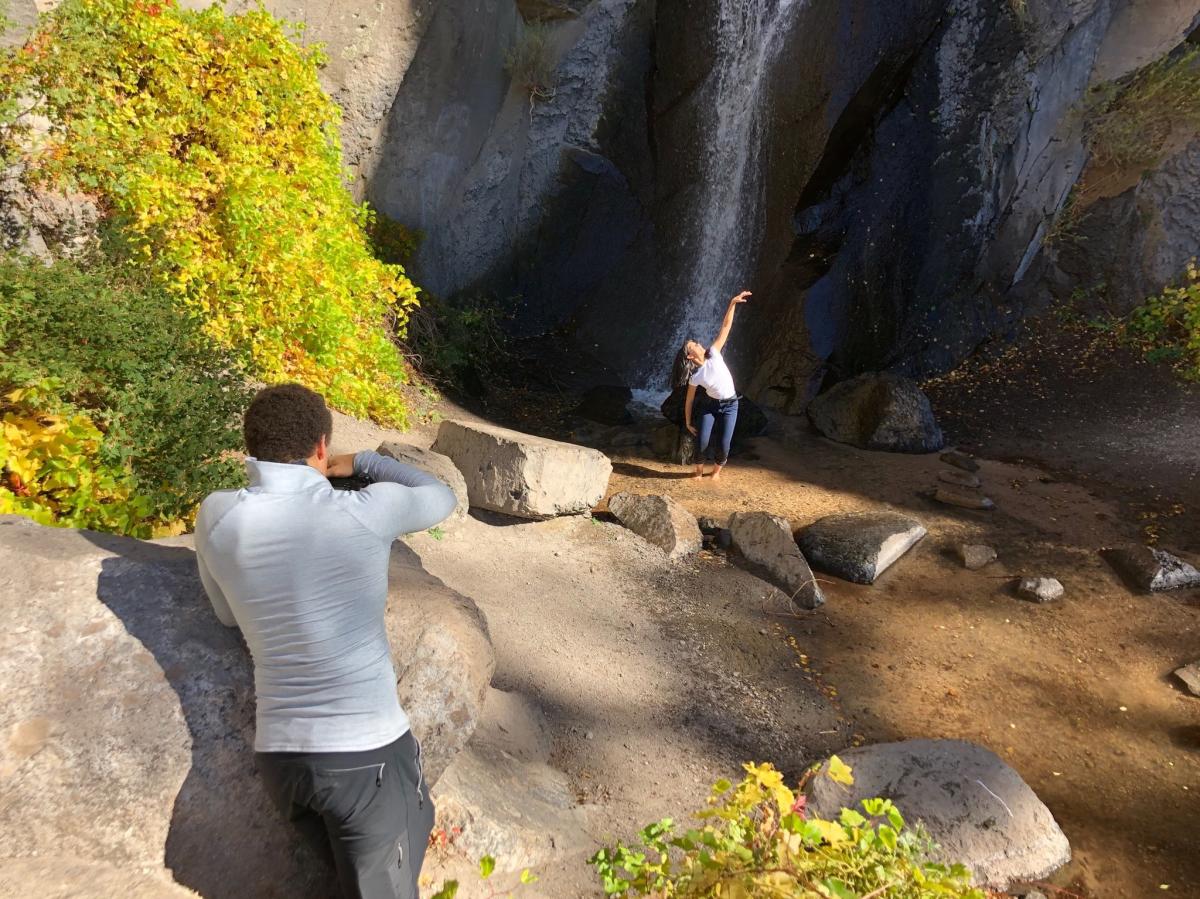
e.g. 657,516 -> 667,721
1083,46 -> 1200,172
0,0 -> 419,426
1128,259 -> 1200,374
505,24 -> 556,99
0,254 -> 249,535
366,211 -> 510,394
590,759 -> 985,899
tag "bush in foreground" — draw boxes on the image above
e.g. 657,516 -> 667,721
0,255 -> 248,535
590,760 -> 985,899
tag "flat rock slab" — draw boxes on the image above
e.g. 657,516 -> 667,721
1017,577 -> 1064,603
807,372 -> 944,453
608,492 -> 702,559
941,449 -> 981,472
433,743 -> 593,872
1101,545 -> 1200,593
934,486 -> 995,510
939,469 -> 982,489
796,511 -> 926,584
1174,663 -> 1200,697
728,512 -> 824,609
432,420 -> 612,519
959,544 -> 997,570
378,440 -> 469,527
806,739 -> 1071,890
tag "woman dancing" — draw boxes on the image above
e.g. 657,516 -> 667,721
672,290 -> 750,481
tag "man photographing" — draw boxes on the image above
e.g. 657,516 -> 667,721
195,383 -> 457,899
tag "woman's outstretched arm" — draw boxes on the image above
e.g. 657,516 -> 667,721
710,290 -> 751,353
684,383 -> 699,435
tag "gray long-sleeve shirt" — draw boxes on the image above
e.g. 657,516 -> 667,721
194,451 -> 457,753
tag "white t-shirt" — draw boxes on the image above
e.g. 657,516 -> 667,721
689,348 -> 737,400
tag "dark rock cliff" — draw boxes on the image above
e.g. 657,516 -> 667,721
266,0 -> 1200,405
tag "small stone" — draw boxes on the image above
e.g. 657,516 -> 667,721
585,731 -> 594,741
1173,662 -> 1200,697
696,516 -> 724,536
1017,577 -> 1064,603
939,469 -> 982,489
941,449 -> 980,473
934,487 -> 995,510
959,544 -> 997,570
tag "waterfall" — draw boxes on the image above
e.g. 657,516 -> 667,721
645,0 -> 801,390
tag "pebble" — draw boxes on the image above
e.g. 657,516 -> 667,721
959,543 -> 997,570
1016,577 -> 1064,603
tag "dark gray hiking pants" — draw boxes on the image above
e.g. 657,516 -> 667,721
256,731 -> 435,899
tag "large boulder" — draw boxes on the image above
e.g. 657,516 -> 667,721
433,742 -> 593,873
386,546 -> 496,785
807,739 -> 1071,890
378,440 -> 469,529
1101,545 -> 1200,593
607,492 -> 702,559
728,512 -> 824,609
0,515 -> 492,898
807,373 -> 944,454
0,858 -> 198,898
796,511 -> 926,585
432,419 -> 612,519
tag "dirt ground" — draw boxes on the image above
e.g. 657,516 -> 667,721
330,331 -> 1200,898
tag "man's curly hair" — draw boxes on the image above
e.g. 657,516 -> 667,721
243,383 -> 333,463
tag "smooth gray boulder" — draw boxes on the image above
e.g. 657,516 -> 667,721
807,372 -> 944,454
432,419 -> 612,519
378,440 -> 469,529
1174,662 -> 1200,697
1101,545 -> 1200,593
0,515 -> 493,898
385,547 -> 497,785
959,544 -> 998,571
607,492 -> 702,559
796,511 -> 925,584
728,512 -> 824,609
432,742 -> 593,873
1017,577 -> 1064,603
806,739 -> 1071,890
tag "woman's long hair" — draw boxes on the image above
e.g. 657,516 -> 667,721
669,343 -> 699,390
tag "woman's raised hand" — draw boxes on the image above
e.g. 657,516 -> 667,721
730,290 -> 751,304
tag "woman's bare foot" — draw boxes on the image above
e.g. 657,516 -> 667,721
693,464 -> 707,479
711,464 -> 725,482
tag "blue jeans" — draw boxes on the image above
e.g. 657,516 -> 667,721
695,395 -> 738,465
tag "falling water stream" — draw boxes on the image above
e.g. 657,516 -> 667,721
643,0 -> 801,391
